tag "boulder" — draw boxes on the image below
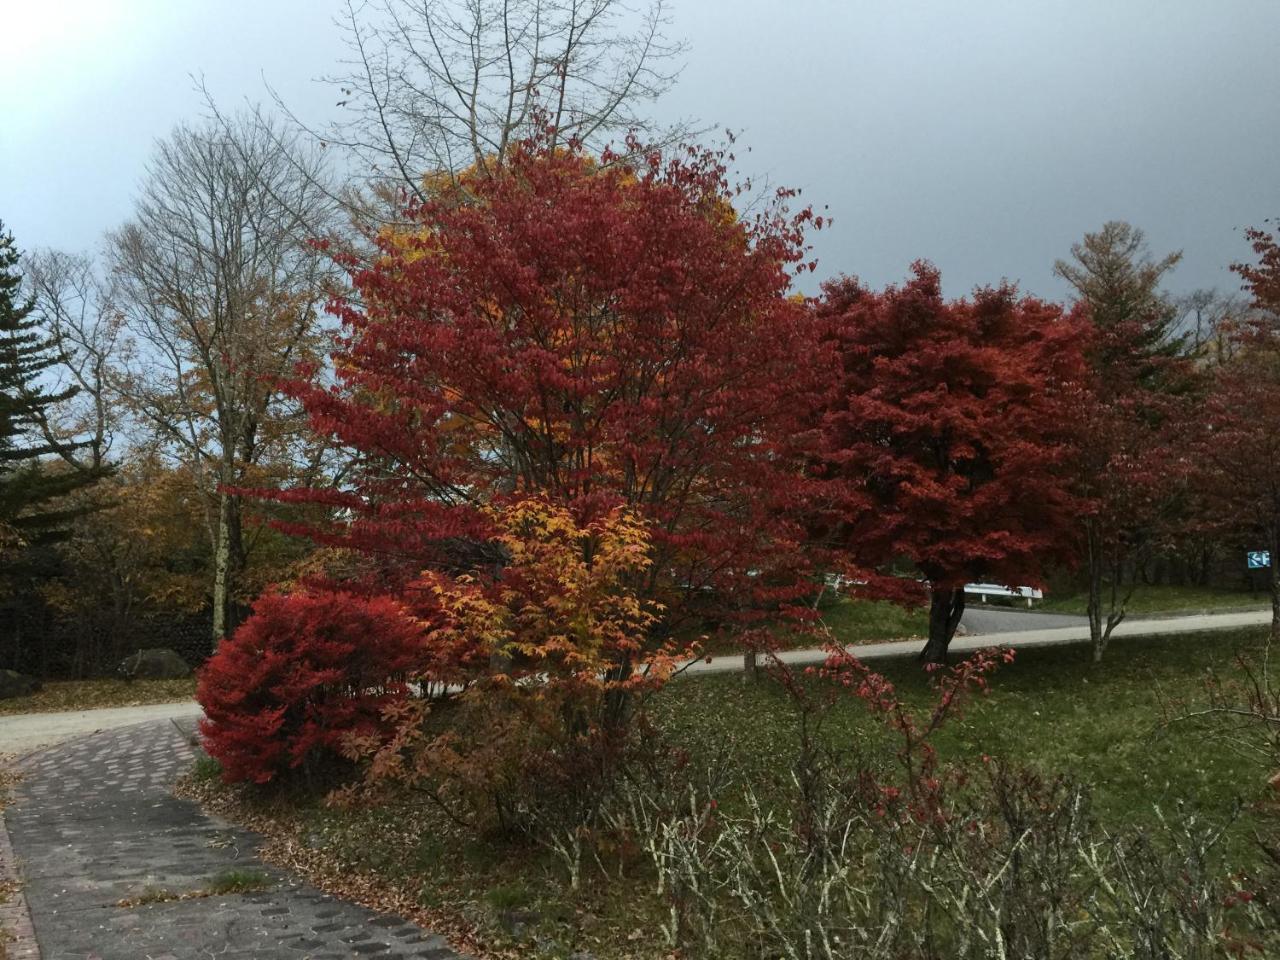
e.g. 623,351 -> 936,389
118,648 -> 192,681
0,668 -> 41,700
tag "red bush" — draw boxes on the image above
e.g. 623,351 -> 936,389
197,589 -> 423,784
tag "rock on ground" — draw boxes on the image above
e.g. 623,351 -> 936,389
0,668 -> 40,701
118,648 -> 192,680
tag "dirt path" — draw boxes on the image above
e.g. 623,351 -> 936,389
0,701 -> 203,755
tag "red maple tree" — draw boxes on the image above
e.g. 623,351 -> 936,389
816,262 -> 1088,662
274,138 -> 825,674
1196,223 -> 1280,640
1236,222 -> 1280,330
1070,395 -> 1192,660
1054,222 -> 1198,661
1198,361 -> 1280,640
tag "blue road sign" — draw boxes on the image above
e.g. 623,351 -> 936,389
1247,551 -> 1271,569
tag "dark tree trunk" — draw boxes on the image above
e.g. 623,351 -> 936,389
920,586 -> 965,664
1086,520 -> 1104,658
602,658 -> 634,730
1196,545 -> 1212,587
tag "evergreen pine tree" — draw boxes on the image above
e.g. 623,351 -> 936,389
1054,220 -> 1190,390
0,220 -> 104,553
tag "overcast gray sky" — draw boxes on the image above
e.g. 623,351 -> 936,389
2,0 -> 1277,301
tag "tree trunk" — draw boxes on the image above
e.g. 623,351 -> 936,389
601,658 -> 634,730
489,647 -> 513,674
211,487 -> 245,646
920,586 -> 965,664
1085,521 -> 1106,662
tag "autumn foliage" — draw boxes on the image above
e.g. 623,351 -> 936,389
1196,223 -> 1280,639
816,263 -> 1089,661
1198,363 -> 1280,647
277,137 -> 823,652
198,588 -> 423,783
1053,222 -> 1197,661
343,499 -> 685,832
206,138 -> 832,792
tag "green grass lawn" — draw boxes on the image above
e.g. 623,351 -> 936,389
1037,583 -> 1270,616
188,627 -> 1276,959
818,595 -> 929,644
701,596 -> 929,655
658,629 -> 1271,837
0,677 -> 197,715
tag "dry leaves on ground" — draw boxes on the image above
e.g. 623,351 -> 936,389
0,756 -> 20,960
173,773 -> 503,959
0,679 -> 197,716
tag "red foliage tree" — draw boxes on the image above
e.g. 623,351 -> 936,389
1069,384 -> 1194,661
1236,222 -> 1280,333
1054,222 -> 1197,661
198,588 -> 423,783
275,139 -> 824,674
817,263 -> 1088,663
1197,362 -> 1280,640
1197,223 -> 1280,640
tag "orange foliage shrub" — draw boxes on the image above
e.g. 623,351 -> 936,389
343,499 -> 690,833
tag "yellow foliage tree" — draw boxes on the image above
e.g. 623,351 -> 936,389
344,498 -> 690,844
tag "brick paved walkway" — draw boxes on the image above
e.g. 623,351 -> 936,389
2,720 -> 466,959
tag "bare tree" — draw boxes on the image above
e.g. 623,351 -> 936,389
1178,287 -> 1246,358
108,114 -> 338,643
1176,287 -> 1256,367
282,0 -> 687,209
22,250 -> 121,474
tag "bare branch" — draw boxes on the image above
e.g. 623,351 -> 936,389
307,0 -> 689,204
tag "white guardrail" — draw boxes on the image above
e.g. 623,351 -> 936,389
825,575 -> 1044,607
964,583 -> 1044,607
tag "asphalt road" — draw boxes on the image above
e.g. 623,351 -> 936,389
960,605 -> 1088,634
688,608 -> 1272,675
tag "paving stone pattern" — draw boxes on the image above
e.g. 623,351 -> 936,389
4,720 -> 467,959
0,798 -> 40,959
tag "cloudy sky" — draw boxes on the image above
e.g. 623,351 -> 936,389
3,0 -> 1277,301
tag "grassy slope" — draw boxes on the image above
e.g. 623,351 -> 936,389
0,678 -> 197,715
658,629 -> 1270,834
700,596 -> 929,656
1038,583 -> 1269,616
783,584 -> 1268,646
206,628 -> 1274,959
819,595 -> 929,644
